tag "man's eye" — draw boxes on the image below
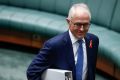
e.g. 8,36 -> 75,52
74,23 -> 81,26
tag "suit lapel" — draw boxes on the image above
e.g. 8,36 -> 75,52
63,31 -> 75,69
85,36 -> 90,66
85,34 -> 93,80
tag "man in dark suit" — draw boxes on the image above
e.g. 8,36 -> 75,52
27,3 -> 99,80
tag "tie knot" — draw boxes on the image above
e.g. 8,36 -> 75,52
78,39 -> 83,44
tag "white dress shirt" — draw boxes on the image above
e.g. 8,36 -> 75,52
69,30 -> 88,80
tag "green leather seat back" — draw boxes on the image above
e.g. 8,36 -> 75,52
8,0 -> 25,7
0,0 -> 41,10
111,0 -> 120,33
40,0 -> 71,16
55,0 -> 71,16
86,0 -> 116,28
8,0 -> 40,10
0,0 -> 8,5
40,0 -> 56,13
25,0 -> 41,9
71,0 -> 86,4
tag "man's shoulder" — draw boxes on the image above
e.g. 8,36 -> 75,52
45,31 -> 68,45
86,33 -> 99,41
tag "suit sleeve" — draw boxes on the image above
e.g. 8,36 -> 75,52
26,41 -> 53,80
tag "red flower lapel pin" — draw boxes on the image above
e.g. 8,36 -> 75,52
89,40 -> 93,48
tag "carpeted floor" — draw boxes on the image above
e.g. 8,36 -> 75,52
0,48 -> 108,80
0,48 -> 35,80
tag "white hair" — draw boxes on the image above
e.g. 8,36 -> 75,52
68,3 -> 91,20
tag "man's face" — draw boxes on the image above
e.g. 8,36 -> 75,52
67,10 -> 90,39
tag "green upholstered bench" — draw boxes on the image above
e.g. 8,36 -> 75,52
0,5 -> 67,37
0,0 -> 120,79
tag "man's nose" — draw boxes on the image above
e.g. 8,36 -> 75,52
79,25 -> 84,31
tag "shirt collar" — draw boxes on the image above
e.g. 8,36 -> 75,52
69,30 -> 85,44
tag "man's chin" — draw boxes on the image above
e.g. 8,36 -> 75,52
77,35 -> 84,39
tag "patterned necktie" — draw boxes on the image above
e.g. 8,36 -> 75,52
76,40 -> 83,80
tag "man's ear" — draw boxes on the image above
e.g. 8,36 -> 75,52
66,18 -> 70,24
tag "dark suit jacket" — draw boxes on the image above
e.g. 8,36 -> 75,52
27,31 -> 99,80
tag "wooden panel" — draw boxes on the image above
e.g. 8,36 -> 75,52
96,56 -> 114,76
0,29 -> 47,48
96,55 -> 120,79
115,67 -> 120,80
32,34 -> 47,48
0,33 -> 32,47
